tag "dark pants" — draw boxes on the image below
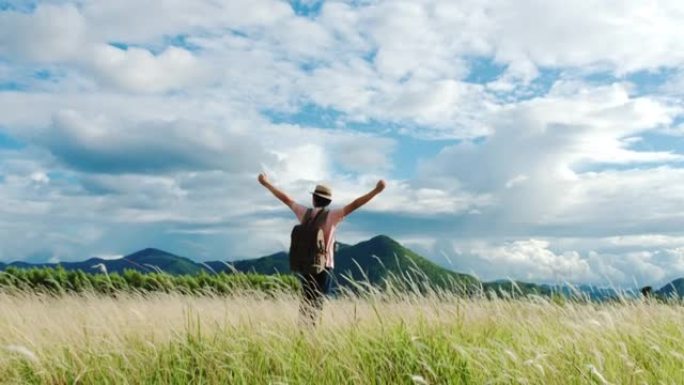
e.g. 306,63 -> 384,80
297,269 -> 333,326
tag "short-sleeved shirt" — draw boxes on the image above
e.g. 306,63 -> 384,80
290,202 -> 345,269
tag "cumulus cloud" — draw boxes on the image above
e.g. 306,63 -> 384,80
485,0 -> 684,74
88,45 -> 210,93
3,0 -> 684,287
418,82 -> 681,225
0,3 -> 216,93
80,0 -> 293,43
0,109 -> 401,261
0,4 -> 88,62
470,239 -> 595,283
44,110 -> 269,174
438,237 -> 684,287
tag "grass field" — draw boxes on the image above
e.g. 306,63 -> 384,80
1,291 -> 683,384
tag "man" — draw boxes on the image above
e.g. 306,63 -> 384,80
257,173 -> 386,325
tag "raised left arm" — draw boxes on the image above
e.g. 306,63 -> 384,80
342,180 -> 386,217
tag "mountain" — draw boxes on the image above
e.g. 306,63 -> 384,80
213,235 -> 477,290
8,236 -> 661,298
0,236 -> 475,290
0,248 -> 206,275
205,251 -> 289,274
119,248 -> 206,275
333,235 -> 476,289
656,278 -> 684,298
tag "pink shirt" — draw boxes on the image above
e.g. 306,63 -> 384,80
290,202 -> 345,269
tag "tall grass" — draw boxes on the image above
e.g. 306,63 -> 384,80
1,287 -> 683,384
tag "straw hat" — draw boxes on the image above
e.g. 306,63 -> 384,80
312,184 -> 333,200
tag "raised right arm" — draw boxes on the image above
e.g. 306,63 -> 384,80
258,173 -> 294,207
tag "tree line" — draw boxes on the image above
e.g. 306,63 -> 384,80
0,267 -> 299,295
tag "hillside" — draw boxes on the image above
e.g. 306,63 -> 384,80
121,248 -> 206,275
205,251 -> 289,274
333,235 -> 477,289
213,235 -> 477,291
0,236 -> 476,290
0,248 -> 205,275
656,278 -> 684,298
5,236 -> 667,298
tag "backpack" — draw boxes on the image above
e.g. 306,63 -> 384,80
289,208 -> 329,275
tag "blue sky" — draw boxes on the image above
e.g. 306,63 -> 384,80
2,0 -> 684,287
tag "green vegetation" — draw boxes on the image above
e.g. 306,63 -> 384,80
217,235 -> 480,292
0,235 -> 482,296
6,235 -> 681,299
1,291 -> 683,384
0,267 -> 299,295
3,237 -> 683,383
333,235 -> 477,289
657,278 -> 684,298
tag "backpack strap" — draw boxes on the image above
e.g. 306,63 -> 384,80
303,208 -> 328,229
309,208 -> 327,224
302,208 -> 313,224
313,208 -> 329,227
312,209 -> 329,253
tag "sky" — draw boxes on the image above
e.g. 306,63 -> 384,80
1,0 -> 684,288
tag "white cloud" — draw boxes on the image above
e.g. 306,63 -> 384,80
484,0 -> 684,74
414,236 -> 684,287
81,0 -> 293,43
362,179 -> 493,216
44,109 -> 269,173
469,239 -> 595,283
505,174 -> 528,189
269,143 -> 331,184
418,83 -> 681,225
0,4 -> 87,62
3,0 -> 684,288
29,171 -> 49,184
553,166 -> 684,228
88,45 -> 210,93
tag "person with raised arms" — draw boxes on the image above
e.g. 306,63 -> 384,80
258,173 -> 386,326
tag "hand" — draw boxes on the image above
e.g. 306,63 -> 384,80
258,173 -> 268,186
375,179 -> 386,193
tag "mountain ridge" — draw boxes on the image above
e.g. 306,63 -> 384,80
2,236 -> 683,297
0,235 -> 476,290
656,278 -> 684,298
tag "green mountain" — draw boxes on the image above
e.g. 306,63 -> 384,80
212,235 -> 477,291
10,236 -> 640,297
333,235 -> 476,289
120,248 -> 207,275
0,248 -> 205,275
0,236 -> 476,290
205,251 -> 289,274
656,278 -> 684,298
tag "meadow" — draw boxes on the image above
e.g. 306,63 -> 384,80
1,288 -> 683,384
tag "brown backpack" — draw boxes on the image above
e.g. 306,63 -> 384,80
289,208 -> 329,275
